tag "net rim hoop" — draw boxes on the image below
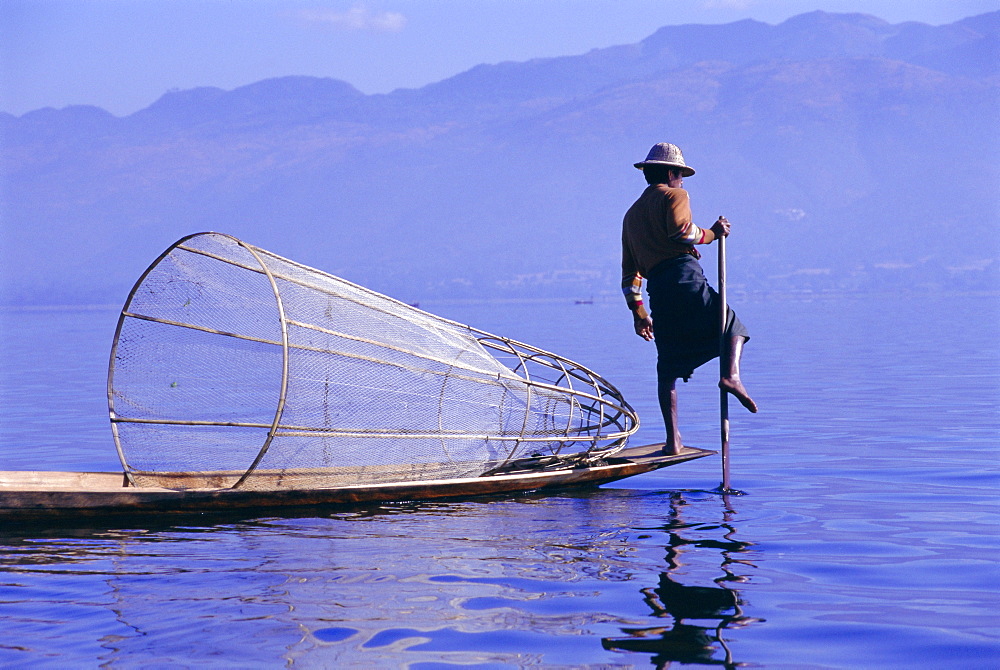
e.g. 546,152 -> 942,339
107,231 -> 292,489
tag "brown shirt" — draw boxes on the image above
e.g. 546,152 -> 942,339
621,184 -> 714,314
621,184 -> 714,278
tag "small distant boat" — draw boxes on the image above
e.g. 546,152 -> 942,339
0,444 -> 713,521
574,297 -> 594,305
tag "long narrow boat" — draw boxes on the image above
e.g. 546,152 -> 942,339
0,444 -> 711,521
2,234 -> 717,524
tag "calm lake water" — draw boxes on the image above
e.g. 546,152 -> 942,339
1,292 -> 998,668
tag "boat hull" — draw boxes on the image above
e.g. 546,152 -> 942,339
0,444 -> 712,522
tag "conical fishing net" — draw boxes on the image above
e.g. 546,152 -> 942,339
109,232 -> 638,490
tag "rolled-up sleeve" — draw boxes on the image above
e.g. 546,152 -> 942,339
664,189 -> 713,245
621,233 -> 647,318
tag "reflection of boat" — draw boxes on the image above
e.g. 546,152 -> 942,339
0,444 -> 712,521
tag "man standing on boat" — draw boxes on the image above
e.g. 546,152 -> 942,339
621,143 -> 757,456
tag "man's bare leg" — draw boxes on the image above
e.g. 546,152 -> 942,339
659,377 -> 683,455
719,335 -> 758,413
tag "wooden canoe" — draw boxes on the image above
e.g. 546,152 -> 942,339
0,444 -> 712,522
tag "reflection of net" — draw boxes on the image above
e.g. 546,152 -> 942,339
109,233 -> 638,489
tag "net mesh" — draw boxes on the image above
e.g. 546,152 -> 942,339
109,233 -> 638,489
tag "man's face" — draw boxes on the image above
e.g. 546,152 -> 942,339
666,169 -> 684,188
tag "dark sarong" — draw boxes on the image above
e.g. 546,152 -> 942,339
646,254 -> 749,382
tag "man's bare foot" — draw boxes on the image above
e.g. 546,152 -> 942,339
719,378 -> 758,413
662,433 -> 683,456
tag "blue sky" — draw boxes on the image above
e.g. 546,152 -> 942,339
2,0 -> 996,116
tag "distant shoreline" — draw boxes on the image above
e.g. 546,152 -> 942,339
3,289 -> 998,311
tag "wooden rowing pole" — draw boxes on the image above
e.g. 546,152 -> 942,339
718,230 -> 732,492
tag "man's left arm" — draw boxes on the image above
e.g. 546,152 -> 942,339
622,274 -> 652,339
622,238 -> 653,341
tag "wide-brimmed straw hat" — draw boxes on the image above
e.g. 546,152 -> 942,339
633,143 -> 695,177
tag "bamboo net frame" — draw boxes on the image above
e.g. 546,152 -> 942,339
108,232 -> 639,489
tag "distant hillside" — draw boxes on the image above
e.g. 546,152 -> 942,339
1,10 -> 997,305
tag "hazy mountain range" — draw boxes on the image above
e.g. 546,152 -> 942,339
2,10 -> 997,305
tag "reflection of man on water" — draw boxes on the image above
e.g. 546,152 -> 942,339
641,572 -> 739,624
604,570 -> 749,668
602,493 -> 757,668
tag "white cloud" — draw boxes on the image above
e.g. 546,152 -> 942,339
298,6 -> 407,33
699,0 -> 757,9
775,207 -> 807,221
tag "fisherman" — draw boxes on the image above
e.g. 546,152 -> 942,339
621,143 -> 757,456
